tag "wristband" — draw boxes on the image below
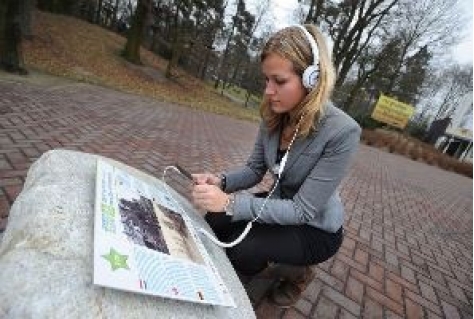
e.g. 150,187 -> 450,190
223,194 -> 235,216
220,174 -> 227,191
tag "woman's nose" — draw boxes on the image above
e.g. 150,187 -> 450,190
264,82 -> 276,95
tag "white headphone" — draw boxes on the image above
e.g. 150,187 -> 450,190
295,25 -> 320,90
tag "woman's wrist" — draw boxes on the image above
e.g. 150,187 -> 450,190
222,193 -> 235,216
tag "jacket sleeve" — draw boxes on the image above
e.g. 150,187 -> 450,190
224,123 -> 268,192
231,123 -> 361,225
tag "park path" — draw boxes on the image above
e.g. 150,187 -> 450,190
0,73 -> 472,318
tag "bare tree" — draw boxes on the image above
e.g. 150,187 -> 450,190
303,0 -> 324,24
381,0 -> 464,91
225,0 -> 271,87
298,0 -> 400,88
433,64 -> 473,120
165,0 -> 193,78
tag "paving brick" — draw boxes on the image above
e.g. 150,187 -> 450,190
428,266 -> 447,286
294,297 -> 313,316
385,310 -> 404,319
345,276 -> 364,304
366,286 -> 404,316
371,236 -> 385,254
282,308 -> 307,319
400,264 -> 417,284
338,309 -> 358,319
368,261 -> 385,282
312,295 -> 339,319
387,271 -> 419,294
322,286 -> 361,317
354,248 -> 369,267
362,298 -> 383,319
405,297 -> 424,319
336,252 -> 367,273
0,158 -> 12,170
426,311 -> 443,319
446,275 -> 473,294
440,300 -> 461,319
341,236 -> 356,253
449,264 -> 471,289
314,268 -> 345,292
21,147 -> 41,158
419,281 -> 439,304
302,278 -> 323,303
350,268 -> 383,292
446,281 -> 469,305
4,184 -> 23,203
359,227 -> 371,242
405,290 -> 442,316
395,240 -> 410,256
385,278 -> 403,304
331,259 -> 350,282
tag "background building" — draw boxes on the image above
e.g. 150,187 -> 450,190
436,92 -> 473,162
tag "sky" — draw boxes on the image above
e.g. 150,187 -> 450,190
262,0 -> 473,65
451,0 -> 473,64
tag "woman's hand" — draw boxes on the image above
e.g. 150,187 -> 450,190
192,173 -> 221,187
192,184 -> 229,213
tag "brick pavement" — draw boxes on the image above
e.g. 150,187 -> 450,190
0,76 -> 472,318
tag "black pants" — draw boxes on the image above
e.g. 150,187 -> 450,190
205,212 -> 343,276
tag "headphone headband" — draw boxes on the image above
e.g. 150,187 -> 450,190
294,25 -> 319,69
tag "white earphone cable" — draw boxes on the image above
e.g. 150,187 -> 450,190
161,114 -> 305,248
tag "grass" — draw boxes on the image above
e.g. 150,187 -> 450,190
22,10 -> 260,122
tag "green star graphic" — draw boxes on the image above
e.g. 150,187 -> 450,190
102,248 -> 130,271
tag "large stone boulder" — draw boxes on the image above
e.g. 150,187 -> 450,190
0,150 -> 255,319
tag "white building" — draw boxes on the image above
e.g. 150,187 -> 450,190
436,92 -> 473,162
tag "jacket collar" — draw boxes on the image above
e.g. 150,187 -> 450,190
267,103 -> 331,177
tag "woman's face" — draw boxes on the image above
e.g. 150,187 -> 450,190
262,53 -> 307,114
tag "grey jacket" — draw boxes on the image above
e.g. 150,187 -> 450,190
224,103 -> 361,233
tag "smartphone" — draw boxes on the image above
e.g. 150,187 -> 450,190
175,164 -> 193,181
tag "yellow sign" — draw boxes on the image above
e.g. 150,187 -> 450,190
371,94 -> 415,129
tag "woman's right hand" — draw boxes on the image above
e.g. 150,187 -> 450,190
192,173 -> 221,186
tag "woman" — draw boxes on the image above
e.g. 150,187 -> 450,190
192,24 -> 361,307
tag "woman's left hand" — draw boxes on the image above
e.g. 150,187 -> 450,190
192,184 -> 229,213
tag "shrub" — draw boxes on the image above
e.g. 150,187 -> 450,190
361,128 -> 472,178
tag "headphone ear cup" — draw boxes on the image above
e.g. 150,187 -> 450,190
302,65 -> 319,90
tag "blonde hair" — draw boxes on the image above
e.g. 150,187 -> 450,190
259,24 -> 336,137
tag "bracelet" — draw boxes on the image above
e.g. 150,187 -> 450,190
223,194 -> 235,216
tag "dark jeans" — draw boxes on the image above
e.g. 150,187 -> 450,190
204,205 -> 343,276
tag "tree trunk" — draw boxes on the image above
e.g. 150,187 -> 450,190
214,20 -> 235,89
111,0 -> 120,30
165,2 -> 181,78
19,0 -> 33,38
95,0 -> 103,24
122,0 -> 150,65
0,0 -> 28,74
198,48 -> 211,80
165,29 -> 181,78
244,91 -> 251,107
